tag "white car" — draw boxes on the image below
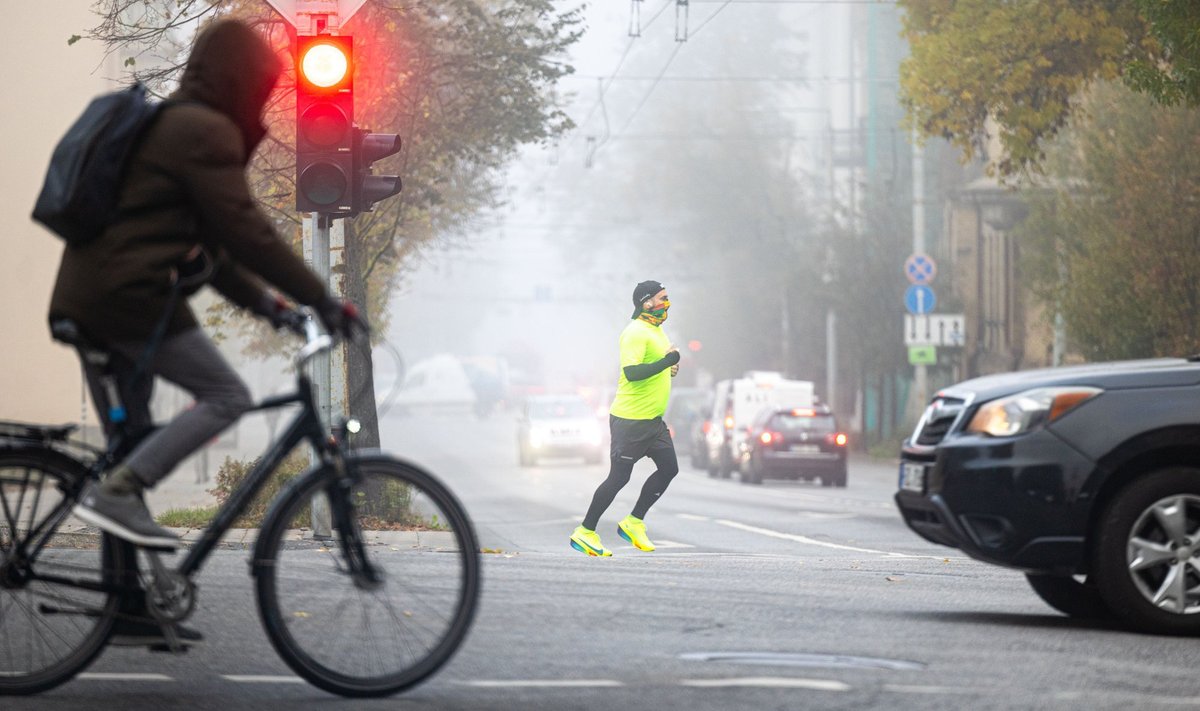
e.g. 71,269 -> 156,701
516,395 -> 604,466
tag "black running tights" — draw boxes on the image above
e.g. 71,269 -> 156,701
582,447 -> 679,531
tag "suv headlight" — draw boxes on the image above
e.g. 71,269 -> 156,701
965,387 -> 1102,437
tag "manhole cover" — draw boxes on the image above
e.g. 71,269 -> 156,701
680,652 -> 925,671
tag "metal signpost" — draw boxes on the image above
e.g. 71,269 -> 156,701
266,0 -> 402,536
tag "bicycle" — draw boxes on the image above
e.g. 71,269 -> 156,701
0,309 -> 481,697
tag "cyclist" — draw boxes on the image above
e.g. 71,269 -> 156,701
53,20 -> 357,552
570,281 -> 681,556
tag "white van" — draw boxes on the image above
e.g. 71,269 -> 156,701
704,371 -> 815,477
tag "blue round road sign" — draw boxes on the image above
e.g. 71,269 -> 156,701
904,253 -> 937,284
905,284 -> 936,315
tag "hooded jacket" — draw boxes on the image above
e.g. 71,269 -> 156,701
49,19 -> 326,344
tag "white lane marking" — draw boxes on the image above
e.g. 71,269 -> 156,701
884,684 -> 981,694
680,677 -> 850,691
714,519 -> 937,559
464,680 -> 624,688
490,516 -> 579,527
223,675 -> 306,684
676,513 -> 711,522
648,539 -> 694,549
77,673 -> 173,681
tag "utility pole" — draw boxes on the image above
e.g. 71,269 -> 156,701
268,0 -> 401,537
911,128 -> 927,411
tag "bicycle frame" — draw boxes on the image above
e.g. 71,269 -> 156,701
177,380 -> 329,578
15,314 -> 378,596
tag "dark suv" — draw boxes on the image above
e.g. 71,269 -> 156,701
895,359 -> 1200,635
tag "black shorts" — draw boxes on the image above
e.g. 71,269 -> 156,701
609,414 -> 674,462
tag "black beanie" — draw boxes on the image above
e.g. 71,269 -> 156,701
631,280 -> 665,319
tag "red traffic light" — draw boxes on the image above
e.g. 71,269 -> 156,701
297,36 -> 352,91
301,42 -> 349,88
295,35 -> 354,213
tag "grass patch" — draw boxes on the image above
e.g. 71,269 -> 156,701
156,505 -> 219,528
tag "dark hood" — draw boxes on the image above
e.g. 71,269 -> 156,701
172,20 -> 282,159
941,358 -> 1200,404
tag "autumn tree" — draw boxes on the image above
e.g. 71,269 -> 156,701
81,0 -> 582,446
898,0 -> 1200,176
1019,82 -> 1200,360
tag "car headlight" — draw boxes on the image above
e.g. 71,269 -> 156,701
965,387 -> 1102,437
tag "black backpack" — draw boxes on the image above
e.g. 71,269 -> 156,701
32,83 -> 164,246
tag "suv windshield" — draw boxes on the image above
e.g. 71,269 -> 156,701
770,412 -> 836,434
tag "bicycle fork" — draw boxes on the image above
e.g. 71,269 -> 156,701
141,550 -> 195,653
324,464 -> 383,591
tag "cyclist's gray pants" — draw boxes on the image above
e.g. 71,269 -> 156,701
85,327 -> 253,487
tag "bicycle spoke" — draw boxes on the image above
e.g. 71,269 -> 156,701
0,476 -> 21,552
256,458 -> 479,696
0,453 -> 119,692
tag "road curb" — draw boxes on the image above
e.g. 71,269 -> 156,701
47,524 -> 461,551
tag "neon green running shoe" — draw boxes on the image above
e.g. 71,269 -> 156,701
617,515 -> 655,552
570,526 -> 612,557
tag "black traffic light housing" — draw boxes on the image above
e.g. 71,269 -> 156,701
295,35 -> 354,214
353,129 -> 403,214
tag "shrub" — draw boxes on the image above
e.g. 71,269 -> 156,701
210,451 -> 311,527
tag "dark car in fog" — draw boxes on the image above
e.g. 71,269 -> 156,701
738,405 -> 847,486
895,358 -> 1200,635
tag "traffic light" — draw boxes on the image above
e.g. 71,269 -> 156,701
352,129 -> 403,214
295,35 -> 354,213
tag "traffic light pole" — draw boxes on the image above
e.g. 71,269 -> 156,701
306,211 -> 342,539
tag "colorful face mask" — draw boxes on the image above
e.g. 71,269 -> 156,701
640,298 -> 670,325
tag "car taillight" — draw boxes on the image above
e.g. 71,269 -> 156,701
760,431 -> 783,446
724,415 -> 734,430
825,432 -> 848,447
702,420 -> 711,434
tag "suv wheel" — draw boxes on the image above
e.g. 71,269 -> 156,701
1093,467 -> 1200,635
1024,573 -> 1111,619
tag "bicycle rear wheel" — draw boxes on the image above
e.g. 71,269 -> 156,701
254,455 -> 480,697
0,448 -> 126,695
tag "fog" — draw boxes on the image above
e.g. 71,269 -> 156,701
384,0 -> 871,406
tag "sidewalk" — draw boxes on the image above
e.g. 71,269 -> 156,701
51,519 -> 461,551
55,470 -> 462,550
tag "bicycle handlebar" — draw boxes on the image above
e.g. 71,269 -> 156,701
277,309 -> 334,369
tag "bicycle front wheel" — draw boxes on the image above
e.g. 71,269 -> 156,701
0,448 -> 126,695
254,455 -> 480,697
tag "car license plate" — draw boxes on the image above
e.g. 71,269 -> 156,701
789,444 -> 819,453
900,462 -> 927,492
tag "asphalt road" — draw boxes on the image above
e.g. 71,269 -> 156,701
12,414 -> 1200,710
